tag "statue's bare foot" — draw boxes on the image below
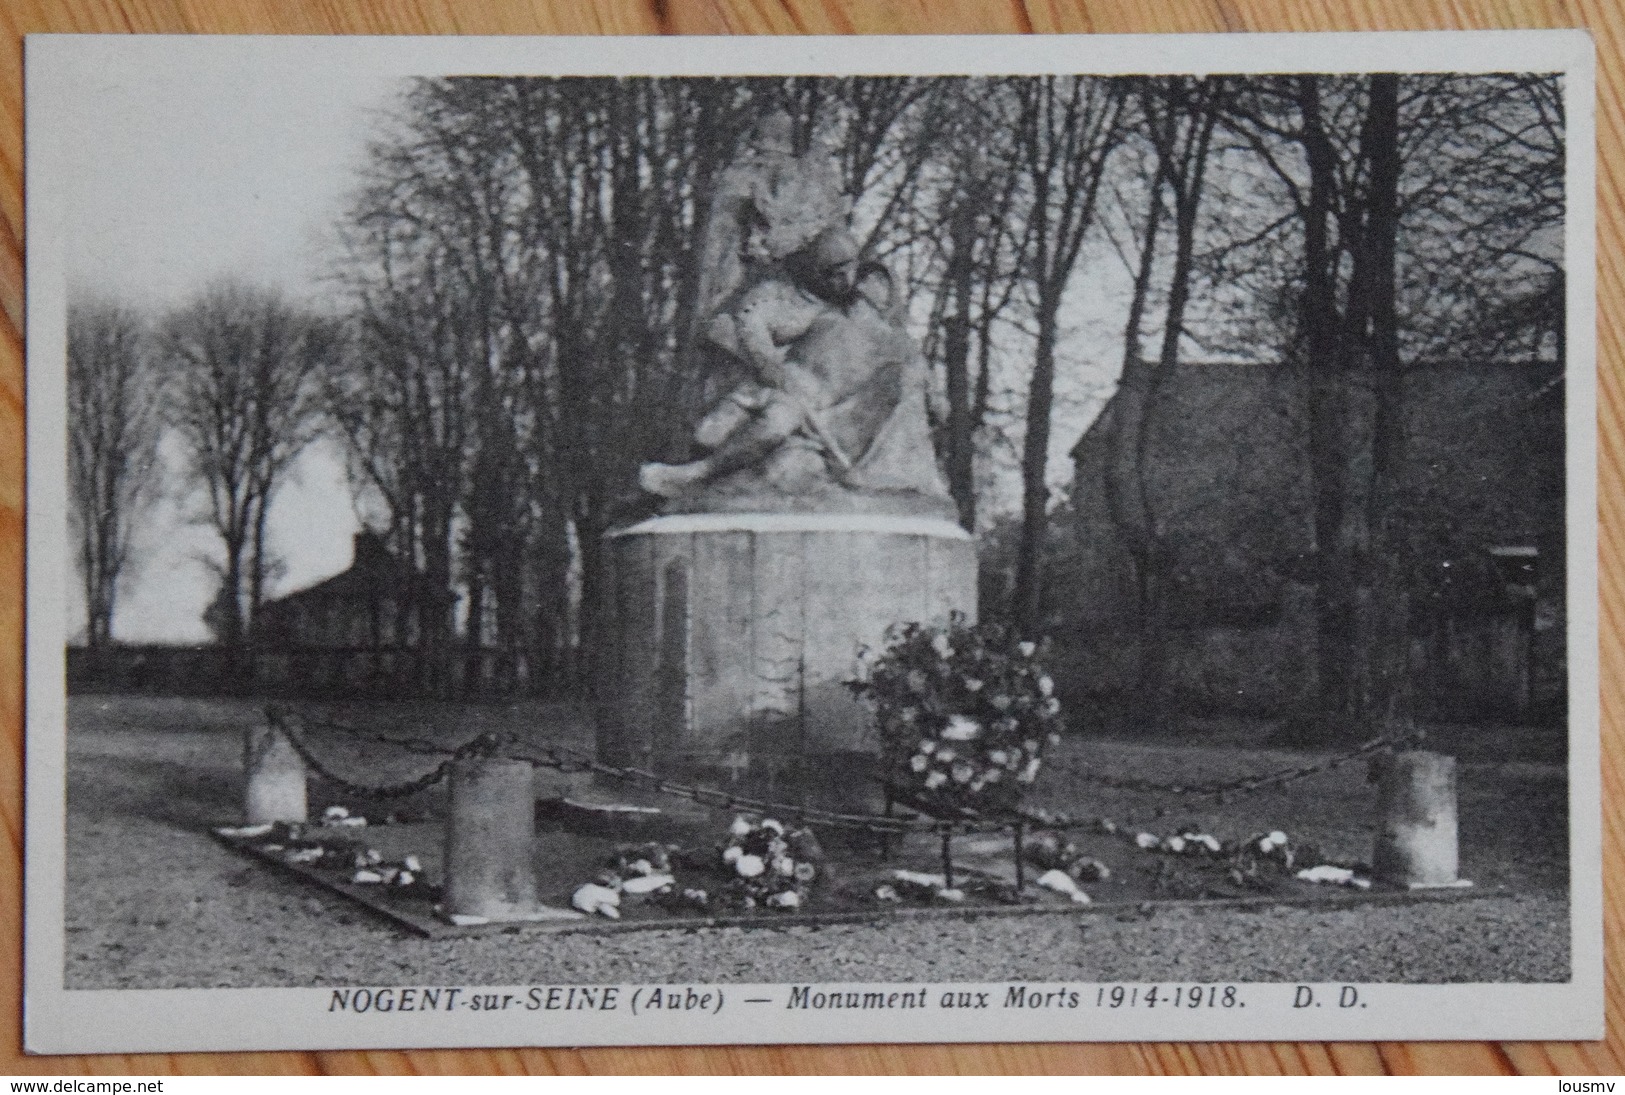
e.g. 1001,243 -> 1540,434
638,461 -> 710,498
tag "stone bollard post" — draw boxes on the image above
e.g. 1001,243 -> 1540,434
1373,750 -> 1470,889
244,720 -> 308,824
443,756 -> 542,921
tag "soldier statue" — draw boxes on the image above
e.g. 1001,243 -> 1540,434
637,113 -> 953,520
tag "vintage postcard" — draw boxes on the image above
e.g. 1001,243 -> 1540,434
23,30 -> 1599,1053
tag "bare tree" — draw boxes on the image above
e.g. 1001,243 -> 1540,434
1009,75 -> 1124,636
159,281 -> 332,647
67,297 -> 162,647
921,88 -> 1032,532
1284,72 -> 1408,734
1198,72 -> 1565,735
1357,73 -> 1409,735
334,77 -> 745,692
1101,76 -> 1223,708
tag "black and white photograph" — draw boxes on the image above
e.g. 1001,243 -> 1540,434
22,32 -> 1599,1052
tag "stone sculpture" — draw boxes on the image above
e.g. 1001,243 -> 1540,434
637,113 -> 954,520
603,113 -> 976,807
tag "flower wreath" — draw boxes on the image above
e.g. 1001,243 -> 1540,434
848,614 -> 1063,812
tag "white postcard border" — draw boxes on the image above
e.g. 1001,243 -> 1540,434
22,29 -> 1602,1054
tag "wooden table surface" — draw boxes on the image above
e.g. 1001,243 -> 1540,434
0,0 -> 1620,1076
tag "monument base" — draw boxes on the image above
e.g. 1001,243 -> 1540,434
599,512 -> 976,812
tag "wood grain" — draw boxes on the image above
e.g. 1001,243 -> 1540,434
1,0 -> 1620,1076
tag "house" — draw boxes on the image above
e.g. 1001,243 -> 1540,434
1063,360 -> 1565,724
252,530 -> 430,695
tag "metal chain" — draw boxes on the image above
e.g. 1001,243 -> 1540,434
266,706 -> 998,835
502,741 -> 954,835
1040,728 -> 1426,801
266,707 -> 511,801
266,705 -> 456,758
261,705 -> 1421,835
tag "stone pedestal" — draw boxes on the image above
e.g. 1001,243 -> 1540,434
1372,750 -> 1468,889
243,722 -> 307,825
599,513 -> 976,808
442,757 -> 544,921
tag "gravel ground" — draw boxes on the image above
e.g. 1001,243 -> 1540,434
62,696 -> 1572,988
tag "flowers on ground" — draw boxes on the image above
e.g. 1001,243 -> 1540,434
221,813 -> 436,896
717,815 -> 823,910
569,842 -> 682,918
1295,864 -> 1371,889
566,821 -> 824,918
1024,829 -> 1112,884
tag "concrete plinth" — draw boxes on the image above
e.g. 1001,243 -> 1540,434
1372,750 -> 1468,889
442,757 -> 544,921
599,512 -> 976,807
243,722 -> 307,825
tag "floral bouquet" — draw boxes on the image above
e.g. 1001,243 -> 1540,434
847,614 -> 1063,813
718,815 -> 824,910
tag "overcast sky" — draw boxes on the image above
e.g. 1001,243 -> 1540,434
58,53 -> 407,642
53,52 -> 1119,644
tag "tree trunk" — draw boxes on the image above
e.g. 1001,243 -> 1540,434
421,502 -> 457,698
1351,73 -> 1411,736
1009,75 -> 1121,640
1104,171 -> 1165,700
248,491 -> 270,635
1296,76 -> 1356,727
1107,81 -> 1217,715
528,514 -> 573,693
466,567 -> 487,662
941,197 -> 979,532
1148,120 -> 1212,713
88,507 -> 116,647
1012,287 -> 1060,638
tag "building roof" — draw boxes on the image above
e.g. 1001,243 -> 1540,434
1066,358 -> 1564,613
263,531 -> 418,608
1070,359 -> 1561,463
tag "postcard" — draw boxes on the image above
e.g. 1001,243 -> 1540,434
23,30 -> 1599,1052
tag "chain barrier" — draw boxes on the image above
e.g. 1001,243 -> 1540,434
266,707 -> 512,802
265,705 -> 1005,835
1040,727 -> 1427,802
261,704 -> 1423,836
